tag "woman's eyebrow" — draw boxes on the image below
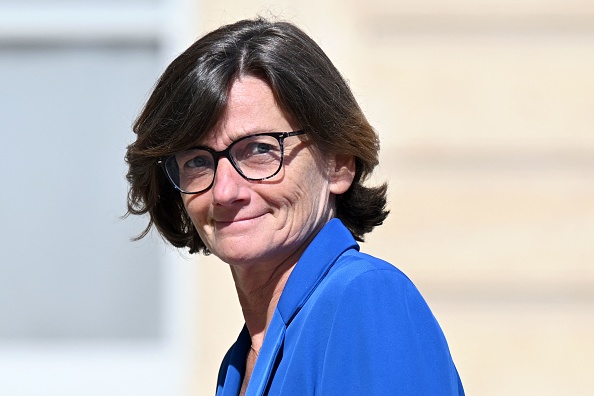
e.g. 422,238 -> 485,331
193,129 -> 282,150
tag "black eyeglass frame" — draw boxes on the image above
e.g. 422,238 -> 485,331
159,130 -> 305,194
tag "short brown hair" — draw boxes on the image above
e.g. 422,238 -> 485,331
125,18 -> 389,254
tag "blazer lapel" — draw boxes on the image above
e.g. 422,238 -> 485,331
217,326 -> 250,396
245,309 -> 287,396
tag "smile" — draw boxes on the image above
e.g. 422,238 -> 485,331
214,214 -> 265,228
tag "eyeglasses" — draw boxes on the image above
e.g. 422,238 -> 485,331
160,130 -> 305,194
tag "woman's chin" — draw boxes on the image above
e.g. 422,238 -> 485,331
209,238 -> 268,266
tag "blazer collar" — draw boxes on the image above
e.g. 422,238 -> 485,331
276,218 -> 359,325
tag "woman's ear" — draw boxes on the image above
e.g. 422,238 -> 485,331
329,154 -> 356,194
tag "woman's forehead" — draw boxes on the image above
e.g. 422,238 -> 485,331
198,77 -> 297,148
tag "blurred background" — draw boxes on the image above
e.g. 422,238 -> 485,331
1,0 -> 592,395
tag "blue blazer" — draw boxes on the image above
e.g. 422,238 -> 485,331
216,219 -> 464,395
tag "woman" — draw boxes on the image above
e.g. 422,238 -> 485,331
126,18 -> 464,395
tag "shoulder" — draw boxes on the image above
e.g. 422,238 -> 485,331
311,251 -> 462,394
321,249 -> 418,298
303,248 -> 437,331
311,248 -> 450,349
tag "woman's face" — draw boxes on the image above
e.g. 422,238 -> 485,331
181,76 -> 353,268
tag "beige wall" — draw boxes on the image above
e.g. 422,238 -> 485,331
189,1 -> 594,394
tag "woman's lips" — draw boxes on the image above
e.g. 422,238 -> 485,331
214,214 -> 265,228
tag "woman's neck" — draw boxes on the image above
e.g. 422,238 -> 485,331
227,217 -> 330,347
230,257 -> 296,349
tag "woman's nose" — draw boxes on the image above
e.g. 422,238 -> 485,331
211,158 -> 247,204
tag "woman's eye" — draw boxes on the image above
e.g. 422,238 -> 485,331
232,137 -> 280,161
186,155 -> 210,168
251,143 -> 273,154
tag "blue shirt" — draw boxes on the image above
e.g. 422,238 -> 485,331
216,219 -> 464,395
